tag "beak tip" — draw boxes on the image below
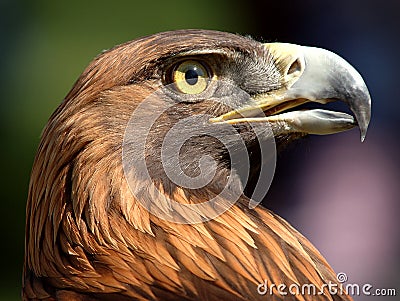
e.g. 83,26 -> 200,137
358,116 -> 370,142
357,116 -> 369,142
360,133 -> 366,142
349,89 -> 371,143
359,118 -> 370,142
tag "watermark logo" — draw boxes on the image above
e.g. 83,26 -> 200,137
257,272 -> 397,297
336,272 -> 348,283
122,81 -> 277,224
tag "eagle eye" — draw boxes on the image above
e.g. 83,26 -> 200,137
171,60 -> 211,94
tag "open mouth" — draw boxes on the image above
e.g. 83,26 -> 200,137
210,96 -> 357,138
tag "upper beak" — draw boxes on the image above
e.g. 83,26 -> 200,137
211,43 -> 371,141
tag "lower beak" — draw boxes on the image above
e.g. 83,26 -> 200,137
211,43 -> 371,142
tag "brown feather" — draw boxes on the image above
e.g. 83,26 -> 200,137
23,30 -> 352,300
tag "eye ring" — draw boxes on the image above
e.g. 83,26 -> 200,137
172,60 -> 211,94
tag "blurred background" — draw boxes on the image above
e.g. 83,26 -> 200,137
1,0 -> 399,300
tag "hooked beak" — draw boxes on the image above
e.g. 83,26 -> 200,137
211,43 -> 371,142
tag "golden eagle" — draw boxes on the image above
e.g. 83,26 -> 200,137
23,30 -> 371,301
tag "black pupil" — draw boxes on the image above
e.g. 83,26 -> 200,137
185,68 -> 199,85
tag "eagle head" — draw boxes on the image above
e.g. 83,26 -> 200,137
23,30 -> 370,301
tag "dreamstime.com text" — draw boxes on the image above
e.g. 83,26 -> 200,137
257,273 -> 397,297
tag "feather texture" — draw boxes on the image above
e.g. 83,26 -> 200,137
23,30 -> 352,301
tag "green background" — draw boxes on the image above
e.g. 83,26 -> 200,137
1,1 -> 250,299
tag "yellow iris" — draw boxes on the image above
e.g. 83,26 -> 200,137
173,60 -> 209,94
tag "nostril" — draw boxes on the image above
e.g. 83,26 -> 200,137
287,58 -> 302,76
